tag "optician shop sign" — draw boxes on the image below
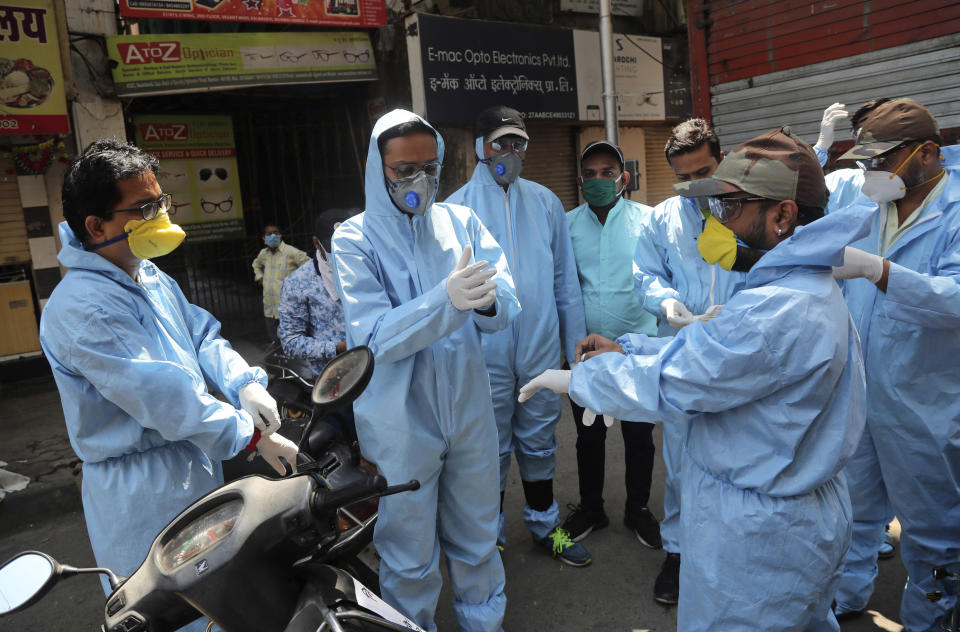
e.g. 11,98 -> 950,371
107,31 -> 376,97
405,13 -> 691,124
118,0 -> 386,29
135,114 -> 245,243
0,0 -> 69,134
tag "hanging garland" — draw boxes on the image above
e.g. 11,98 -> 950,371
2,136 -> 71,175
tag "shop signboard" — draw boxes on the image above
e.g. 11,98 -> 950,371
406,12 -> 579,124
135,114 -> 245,243
406,13 -> 691,124
560,0 -> 643,18
0,0 -> 69,134
118,0 -> 386,28
108,31 -> 376,97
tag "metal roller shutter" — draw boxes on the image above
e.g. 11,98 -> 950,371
711,33 -> 960,151
0,158 -> 29,265
644,125 -> 678,207
522,123 -> 579,210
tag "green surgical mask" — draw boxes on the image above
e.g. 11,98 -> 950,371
582,175 -> 623,208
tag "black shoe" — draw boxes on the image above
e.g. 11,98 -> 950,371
654,552 -> 681,605
560,503 -> 609,542
624,506 -> 662,550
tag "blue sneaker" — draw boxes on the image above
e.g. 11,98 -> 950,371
535,526 -> 592,567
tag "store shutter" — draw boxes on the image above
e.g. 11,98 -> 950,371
644,125 -> 677,207
0,158 -> 30,265
523,124 -> 579,210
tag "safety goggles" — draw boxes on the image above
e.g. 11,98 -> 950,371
110,193 -> 172,221
383,160 -> 441,180
490,138 -> 528,153
708,195 -> 766,223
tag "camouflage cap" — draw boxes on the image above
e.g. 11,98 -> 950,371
839,98 -> 939,160
674,126 -> 828,209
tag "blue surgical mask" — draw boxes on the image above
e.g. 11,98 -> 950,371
264,234 -> 281,248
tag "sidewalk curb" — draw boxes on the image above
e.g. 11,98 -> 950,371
0,478 -> 82,538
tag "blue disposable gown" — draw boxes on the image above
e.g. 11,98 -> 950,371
39,224 -> 260,613
331,110 -> 520,632
572,203 -> 875,631
631,194 -> 747,554
445,139 -> 585,539
829,145 -> 960,630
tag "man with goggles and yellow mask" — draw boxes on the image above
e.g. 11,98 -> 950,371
39,139 -> 298,631
819,98 -> 960,630
518,126 -> 877,631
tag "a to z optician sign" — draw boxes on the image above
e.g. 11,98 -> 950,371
107,31 -> 376,97
0,0 -> 69,134
136,115 -> 245,242
118,0 -> 386,28
406,13 -> 691,124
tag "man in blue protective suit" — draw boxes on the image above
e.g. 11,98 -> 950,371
631,118 -> 745,604
520,126 -> 872,632
445,105 -> 589,566
561,140 -> 661,551
826,98 -> 960,631
330,109 -> 521,632
39,139 -> 299,631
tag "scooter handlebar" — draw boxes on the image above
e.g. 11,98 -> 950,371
309,477 -> 421,518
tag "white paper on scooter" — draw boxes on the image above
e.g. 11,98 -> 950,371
350,576 -> 425,631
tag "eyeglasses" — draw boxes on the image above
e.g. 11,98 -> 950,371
200,196 -> 233,214
343,50 -> 370,63
279,50 -> 309,63
110,193 -> 172,220
383,161 -> 441,180
708,196 -> 766,223
312,49 -> 339,62
490,138 -> 528,153
199,168 -> 228,181
855,141 -> 927,173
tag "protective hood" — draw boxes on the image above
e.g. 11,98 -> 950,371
365,109 -> 445,217
56,221 -> 147,288
744,199 -> 876,288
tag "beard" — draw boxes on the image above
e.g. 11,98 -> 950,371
730,212 -> 772,272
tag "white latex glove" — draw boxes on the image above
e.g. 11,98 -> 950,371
518,369 -> 570,403
239,382 -> 281,436
446,245 -> 498,311
693,304 -> 724,322
257,432 -> 299,476
832,246 -> 884,283
581,409 -> 615,427
661,298 -> 695,330
814,102 -> 849,151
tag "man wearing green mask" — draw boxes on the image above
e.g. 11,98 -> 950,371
561,141 -> 661,552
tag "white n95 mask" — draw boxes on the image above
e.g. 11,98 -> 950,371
861,171 -> 906,205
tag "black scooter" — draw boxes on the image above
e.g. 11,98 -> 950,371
0,346 -> 421,632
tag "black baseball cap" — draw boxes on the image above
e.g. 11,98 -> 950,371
581,140 -> 624,169
476,105 -> 529,142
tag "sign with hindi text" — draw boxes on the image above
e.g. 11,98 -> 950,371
0,0 -> 68,134
119,0 -> 386,29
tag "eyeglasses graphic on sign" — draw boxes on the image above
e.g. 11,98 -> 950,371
279,51 -> 309,63
168,201 -> 192,218
342,50 -> 370,64
243,52 -> 274,61
312,49 -> 340,62
199,168 -> 229,181
200,196 -> 233,214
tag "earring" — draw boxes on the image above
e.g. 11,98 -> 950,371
777,227 -> 783,236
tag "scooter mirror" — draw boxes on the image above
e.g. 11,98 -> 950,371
0,551 -> 58,614
312,345 -> 375,409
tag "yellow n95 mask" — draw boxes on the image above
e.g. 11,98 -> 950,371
89,211 -> 186,259
697,215 -> 738,270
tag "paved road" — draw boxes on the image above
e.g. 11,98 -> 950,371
0,369 -> 909,631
